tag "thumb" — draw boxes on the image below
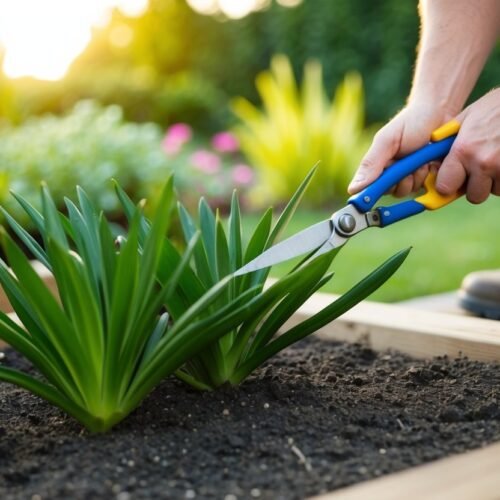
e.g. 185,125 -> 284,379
348,128 -> 399,194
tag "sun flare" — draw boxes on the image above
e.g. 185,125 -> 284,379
0,0 -> 147,81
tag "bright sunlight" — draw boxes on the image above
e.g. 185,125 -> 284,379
187,0 -> 302,19
0,0 -> 147,81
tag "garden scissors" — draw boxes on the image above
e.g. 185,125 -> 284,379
235,119 -> 462,276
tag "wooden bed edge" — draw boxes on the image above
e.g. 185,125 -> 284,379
287,291 -> 500,363
311,440 -> 500,500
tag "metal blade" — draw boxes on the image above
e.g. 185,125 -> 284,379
234,220 -> 333,276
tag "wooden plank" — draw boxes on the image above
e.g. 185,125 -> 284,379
288,291 -> 500,362
399,291 -> 469,315
312,441 -> 500,500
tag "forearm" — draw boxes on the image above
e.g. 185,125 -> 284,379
409,0 -> 500,116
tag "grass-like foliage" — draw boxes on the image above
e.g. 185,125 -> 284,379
115,170 -> 410,390
0,178 -> 259,432
232,54 -> 374,207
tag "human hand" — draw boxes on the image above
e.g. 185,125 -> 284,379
348,104 -> 454,197
436,89 -> 500,203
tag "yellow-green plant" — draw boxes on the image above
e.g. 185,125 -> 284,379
232,54 -> 375,207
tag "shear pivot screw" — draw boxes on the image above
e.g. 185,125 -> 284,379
338,214 -> 356,233
364,196 -> 371,203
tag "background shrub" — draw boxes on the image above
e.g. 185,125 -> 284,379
0,101 -> 169,223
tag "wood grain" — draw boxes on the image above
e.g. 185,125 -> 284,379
288,291 -> 500,362
312,441 -> 500,500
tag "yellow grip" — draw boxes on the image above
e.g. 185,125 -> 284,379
430,119 -> 461,141
415,171 -> 464,210
416,119 -> 464,210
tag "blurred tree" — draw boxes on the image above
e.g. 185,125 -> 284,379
3,0 -> 499,128
0,50 -> 21,125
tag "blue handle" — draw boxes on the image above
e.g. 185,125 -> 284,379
377,199 -> 425,226
349,135 -> 456,213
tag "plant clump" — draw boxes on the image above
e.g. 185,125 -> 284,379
0,170 -> 409,431
0,177 -> 257,431
115,170 -> 410,390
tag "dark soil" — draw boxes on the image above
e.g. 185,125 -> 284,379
2,337 -> 500,500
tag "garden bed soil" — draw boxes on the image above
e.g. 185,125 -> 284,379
1,336 -> 500,500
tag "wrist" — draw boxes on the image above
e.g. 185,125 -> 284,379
405,93 -> 461,123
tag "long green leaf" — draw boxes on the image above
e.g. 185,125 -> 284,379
228,191 -> 243,271
112,179 -> 150,241
199,198 -> 218,282
227,249 -> 334,366
0,207 -> 50,269
47,239 -> 104,392
0,229 -> 88,397
115,180 -> 175,393
248,271 -> 334,357
0,367 -> 96,430
178,202 -> 213,287
41,184 -> 69,250
266,165 -> 317,247
159,239 -> 206,318
124,284 -> 261,409
10,191 -> 46,235
231,248 -> 411,384
102,210 -> 140,404
0,311 -> 84,404
98,213 -> 117,323
243,208 -> 273,265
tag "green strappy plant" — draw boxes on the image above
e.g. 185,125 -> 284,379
0,178 -> 259,432
115,170 -> 410,390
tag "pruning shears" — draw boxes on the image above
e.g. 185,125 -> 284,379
236,119 -> 462,276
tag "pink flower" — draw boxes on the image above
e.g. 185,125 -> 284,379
232,164 -> 254,185
211,131 -> 239,153
190,149 -> 221,174
162,123 -> 192,155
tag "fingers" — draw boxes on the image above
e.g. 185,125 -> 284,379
492,178 -> 500,196
436,152 -> 467,197
466,174 -> 493,204
392,164 -> 431,197
436,142 -> 496,204
348,127 -> 400,194
393,175 -> 414,198
413,164 -> 431,192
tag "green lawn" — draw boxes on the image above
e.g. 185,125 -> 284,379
242,196 -> 500,303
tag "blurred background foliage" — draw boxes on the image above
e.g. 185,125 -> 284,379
0,101 -> 169,223
0,100 -> 253,227
233,55 -> 373,206
3,0 -> 499,129
1,0 -> 499,209
0,0 -> 499,299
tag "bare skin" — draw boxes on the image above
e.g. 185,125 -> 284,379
348,0 -> 500,204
